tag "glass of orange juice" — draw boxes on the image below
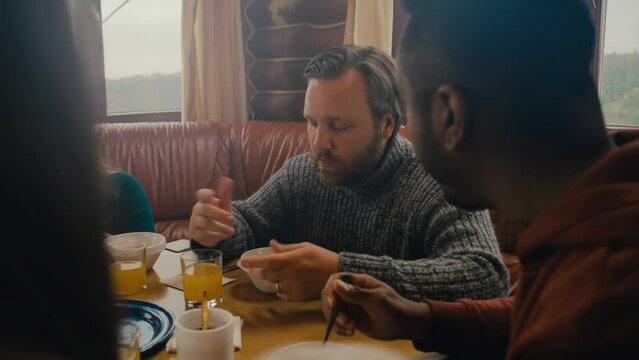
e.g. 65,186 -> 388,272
107,241 -> 147,295
180,249 -> 223,309
117,319 -> 141,360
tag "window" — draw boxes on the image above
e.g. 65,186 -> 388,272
599,0 -> 639,126
100,0 -> 181,117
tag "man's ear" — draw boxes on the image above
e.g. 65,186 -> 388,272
432,84 -> 468,151
380,112 -> 396,140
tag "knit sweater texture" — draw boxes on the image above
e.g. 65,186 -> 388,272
214,136 -> 508,300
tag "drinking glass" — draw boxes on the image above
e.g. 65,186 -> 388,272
180,249 -> 223,309
117,319 -> 140,360
107,241 -> 147,295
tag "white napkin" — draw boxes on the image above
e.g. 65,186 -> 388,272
165,316 -> 243,353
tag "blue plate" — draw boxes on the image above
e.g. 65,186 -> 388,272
114,299 -> 175,355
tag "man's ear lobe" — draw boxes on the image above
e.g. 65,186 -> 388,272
381,113 -> 396,140
435,85 -> 467,152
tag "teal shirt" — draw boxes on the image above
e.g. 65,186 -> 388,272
107,172 -> 155,234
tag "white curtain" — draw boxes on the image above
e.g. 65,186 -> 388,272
344,0 -> 394,56
182,0 -> 248,124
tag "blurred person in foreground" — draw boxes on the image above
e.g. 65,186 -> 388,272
322,0 -> 639,359
188,45 -> 507,302
0,1 -> 116,359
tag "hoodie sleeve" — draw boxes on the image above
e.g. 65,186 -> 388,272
415,296 -> 513,359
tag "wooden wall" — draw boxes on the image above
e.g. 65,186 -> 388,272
241,0 -> 408,121
241,0 -> 348,121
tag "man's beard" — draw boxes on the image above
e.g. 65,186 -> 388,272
311,131 -> 386,187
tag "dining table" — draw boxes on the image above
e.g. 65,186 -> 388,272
120,249 -> 431,360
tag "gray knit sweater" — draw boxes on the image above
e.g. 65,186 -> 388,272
213,136 -> 508,301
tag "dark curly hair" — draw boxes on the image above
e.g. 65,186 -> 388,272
398,0 -> 598,141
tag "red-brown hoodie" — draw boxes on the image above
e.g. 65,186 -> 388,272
418,140 -> 639,359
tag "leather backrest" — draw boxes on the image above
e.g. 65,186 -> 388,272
230,121 -> 310,198
96,122 -> 232,221
97,120 -> 639,254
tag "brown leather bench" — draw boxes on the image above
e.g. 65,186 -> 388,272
97,121 -> 309,242
96,121 -> 639,290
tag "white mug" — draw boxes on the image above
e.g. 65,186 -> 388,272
176,308 -> 234,360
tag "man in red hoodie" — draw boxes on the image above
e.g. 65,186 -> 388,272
321,0 -> 639,359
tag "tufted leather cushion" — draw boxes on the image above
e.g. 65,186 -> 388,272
155,219 -> 190,243
96,120 -> 310,241
230,121 -> 310,197
96,122 -> 232,224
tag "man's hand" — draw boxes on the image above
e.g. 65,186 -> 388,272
187,177 -> 235,247
321,272 -> 431,342
239,240 -> 339,302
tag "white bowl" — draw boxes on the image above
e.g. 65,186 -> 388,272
106,232 -> 166,271
258,341 -> 409,360
237,247 -> 275,293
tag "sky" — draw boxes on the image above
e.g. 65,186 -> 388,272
602,0 -> 639,54
101,0 -> 181,79
100,0 -> 639,79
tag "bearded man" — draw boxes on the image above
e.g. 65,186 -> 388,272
188,45 -> 507,302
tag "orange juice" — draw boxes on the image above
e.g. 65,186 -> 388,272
118,345 -> 140,360
182,262 -> 222,302
110,260 -> 146,295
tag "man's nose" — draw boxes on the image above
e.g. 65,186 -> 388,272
313,125 -> 332,150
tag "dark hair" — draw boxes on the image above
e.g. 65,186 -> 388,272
1,2 -> 116,359
399,0 -> 598,139
303,45 -> 404,132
